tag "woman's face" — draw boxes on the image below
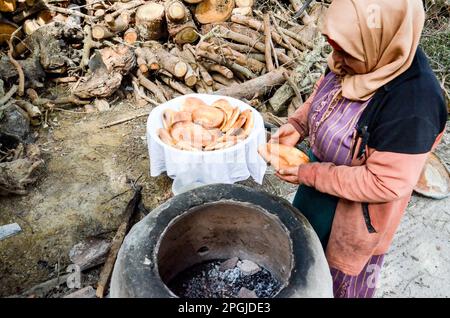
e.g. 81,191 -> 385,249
327,36 -> 367,75
332,50 -> 367,75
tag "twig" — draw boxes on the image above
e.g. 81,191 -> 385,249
100,113 -> 150,129
293,0 -> 314,19
270,13 -> 300,58
0,85 -> 18,106
8,28 -> 24,96
47,4 -> 96,23
283,71 -> 302,101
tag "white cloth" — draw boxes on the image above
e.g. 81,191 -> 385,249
147,94 -> 267,185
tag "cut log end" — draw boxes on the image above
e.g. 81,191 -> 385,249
174,62 -> 188,78
167,2 -> 186,22
195,0 -> 235,24
174,27 -> 199,44
135,3 -> 166,40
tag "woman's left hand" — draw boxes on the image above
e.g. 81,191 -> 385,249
276,166 -> 301,184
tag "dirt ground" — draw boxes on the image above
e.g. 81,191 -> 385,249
0,99 -> 449,297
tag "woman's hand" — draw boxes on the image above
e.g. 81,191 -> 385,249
269,123 -> 301,147
276,166 -> 301,184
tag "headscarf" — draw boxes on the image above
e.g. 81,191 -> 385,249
321,0 -> 425,101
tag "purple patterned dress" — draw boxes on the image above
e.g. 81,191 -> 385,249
308,71 -> 385,298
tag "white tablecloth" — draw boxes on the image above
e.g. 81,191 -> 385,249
147,94 -> 267,185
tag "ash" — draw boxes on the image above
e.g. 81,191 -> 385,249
168,260 -> 280,298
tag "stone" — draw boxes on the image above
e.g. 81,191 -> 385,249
237,287 -> 257,298
64,286 -> 96,298
219,257 -> 239,272
0,223 -> 22,241
237,260 -> 260,276
94,99 -> 110,112
69,238 -> 111,271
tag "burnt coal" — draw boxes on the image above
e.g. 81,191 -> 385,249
168,259 -> 280,298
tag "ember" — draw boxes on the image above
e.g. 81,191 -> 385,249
168,259 -> 281,298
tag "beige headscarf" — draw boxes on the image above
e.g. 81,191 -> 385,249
321,0 -> 425,101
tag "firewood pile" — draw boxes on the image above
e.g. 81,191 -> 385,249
0,0 -> 330,114
0,0 -> 330,192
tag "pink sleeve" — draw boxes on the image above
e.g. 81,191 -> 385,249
287,75 -> 324,139
296,150 -> 429,203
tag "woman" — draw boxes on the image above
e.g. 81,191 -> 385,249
271,0 -> 447,298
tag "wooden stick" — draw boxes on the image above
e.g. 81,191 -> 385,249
205,63 -> 234,79
96,186 -> 142,297
216,26 -> 293,66
159,74 -> 195,95
198,63 -> 214,86
263,14 -> 274,72
197,49 -> 257,79
0,85 -> 18,106
270,13 -> 300,58
7,30 -> 24,96
211,73 -> 237,86
214,67 -> 287,100
136,71 -> 167,103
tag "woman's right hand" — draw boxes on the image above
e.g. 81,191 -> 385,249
269,123 -> 301,147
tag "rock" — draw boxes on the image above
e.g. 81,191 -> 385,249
69,238 -> 111,271
238,287 -> 257,298
64,286 -> 96,298
94,99 -> 110,112
0,223 -> 22,241
0,105 -> 32,144
237,260 -> 260,276
219,257 -> 239,272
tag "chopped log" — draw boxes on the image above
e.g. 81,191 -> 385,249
94,9 -> 106,18
230,14 -> 303,51
135,2 -> 166,40
196,47 -> 257,79
165,0 -> 198,44
195,82 -> 206,94
211,73 -> 237,86
195,0 -> 235,24
214,67 -> 287,100
205,63 -> 233,79
156,79 -> 181,99
104,12 -> 130,33
263,14 -> 274,72
232,7 -> 252,17
135,47 -> 149,74
0,20 -> 18,45
198,63 -> 214,86
209,37 -> 259,54
183,0 -> 203,3
123,27 -> 138,44
96,186 -> 143,298
166,0 -> 186,22
247,53 -> 266,62
235,0 -> 254,7
92,25 -> 114,40
213,81 -> 226,90
153,47 -> 187,78
136,70 -> 167,103
0,0 -> 16,12
215,26 -> 293,66
184,64 -> 198,87
159,74 -> 195,95
200,42 -> 265,74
